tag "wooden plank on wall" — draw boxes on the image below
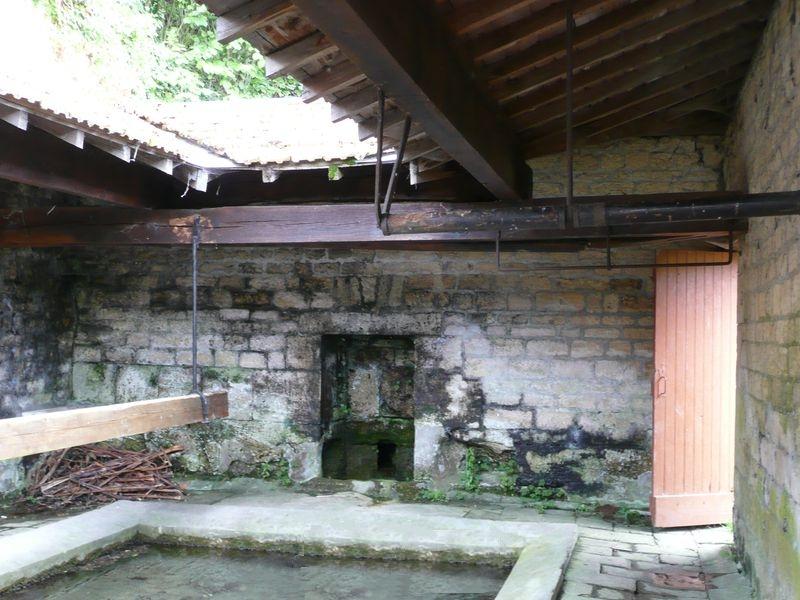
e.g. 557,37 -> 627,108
0,392 -> 229,461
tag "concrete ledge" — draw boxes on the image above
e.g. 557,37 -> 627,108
0,499 -> 577,599
0,501 -> 143,592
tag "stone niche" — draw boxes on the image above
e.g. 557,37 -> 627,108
320,335 -> 415,481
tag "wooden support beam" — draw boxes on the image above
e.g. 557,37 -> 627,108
265,32 -> 335,77
293,0 -> 531,200
493,0 -> 761,102
0,121 -> 170,208
0,392 -> 228,461
0,193 -> 781,249
216,0 -> 292,44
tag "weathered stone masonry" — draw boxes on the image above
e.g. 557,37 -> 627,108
62,246 -> 656,500
725,0 -> 800,597
0,135 -> 724,500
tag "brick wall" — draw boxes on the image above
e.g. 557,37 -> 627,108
724,0 -> 800,596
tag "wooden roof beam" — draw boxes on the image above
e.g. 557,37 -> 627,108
300,61 -> 366,103
292,0 -> 531,200
502,13 -> 766,118
492,0 -> 761,100
216,0 -> 292,44
0,122 -> 164,208
264,32 -> 336,77
470,0 -> 609,63
515,35 -> 758,132
523,64 -> 749,157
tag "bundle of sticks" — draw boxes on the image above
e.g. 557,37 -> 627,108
26,444 -> 186,508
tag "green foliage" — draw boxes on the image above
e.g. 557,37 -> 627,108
417,488 -> 447,504
617,506 -> 648,526
518,482 -> 567,502
459,447 -> 481,493
258,457 -> 292,487
35,0 -> 302,101
498,459 -> 519,495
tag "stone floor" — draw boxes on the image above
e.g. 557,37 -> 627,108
0,479 -> 754,599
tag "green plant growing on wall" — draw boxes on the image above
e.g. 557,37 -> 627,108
259,457 -> 292,487
518,482 -> 567,502
459,447 -> 481,492
498,459 -> 520,495
417,488 -> 447,504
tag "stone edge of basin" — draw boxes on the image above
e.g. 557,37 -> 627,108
0,500 -> 578,600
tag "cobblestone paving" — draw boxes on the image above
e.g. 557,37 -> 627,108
559,516 -> 752,600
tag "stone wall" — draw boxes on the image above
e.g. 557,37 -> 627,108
724,0 -> 800,596
61,246 -> 656,501
0,135 -> 723,499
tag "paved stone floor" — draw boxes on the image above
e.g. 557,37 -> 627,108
1,480 -> 754,599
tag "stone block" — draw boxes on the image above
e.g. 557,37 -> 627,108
484,408 -> 533,430
239,352 -> 267,369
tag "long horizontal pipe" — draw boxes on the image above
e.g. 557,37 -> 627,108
385,191 -> 800,234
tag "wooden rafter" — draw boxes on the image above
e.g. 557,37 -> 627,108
492,0 -> 763,101
215,0 -> 292,44
517,39 -> 757,133
502,15 -> 765,118
292,0 -> 531,201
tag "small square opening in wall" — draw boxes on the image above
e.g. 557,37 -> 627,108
320,335 -> 415,481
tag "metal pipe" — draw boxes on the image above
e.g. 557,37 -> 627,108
496,230 -> 736,271
384,191 -> 800,235
191,217 -> 208,422
565,0 -> 575,228
374,88 -> 385,226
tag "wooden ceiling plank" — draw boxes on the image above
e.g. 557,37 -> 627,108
264,32 -> 336,77
523,66 -> 748,156
330,86 -> 380,122
447,0 -> 539,36
583,64 -> 750,137
471,0 -> 609,63
502,13 -> 766,118
490,0 -> 695,82
524,53 -> 751,147
300,61 -> 367,103
216,0 -> 293,44
292,0 -> 531,200
514,32 -> 758,132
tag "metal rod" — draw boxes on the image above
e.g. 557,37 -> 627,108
564,0 -> 575,228
496,230 -> 735,271
381,115 -> 412,232
374,88 -> 385,226
191,217 -> 208,422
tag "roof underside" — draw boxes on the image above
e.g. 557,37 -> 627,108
202,0 -> 772,198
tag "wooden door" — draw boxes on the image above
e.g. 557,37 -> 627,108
652,250 -> 738,528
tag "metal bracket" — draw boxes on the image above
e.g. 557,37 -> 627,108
373,88 -> 412,235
